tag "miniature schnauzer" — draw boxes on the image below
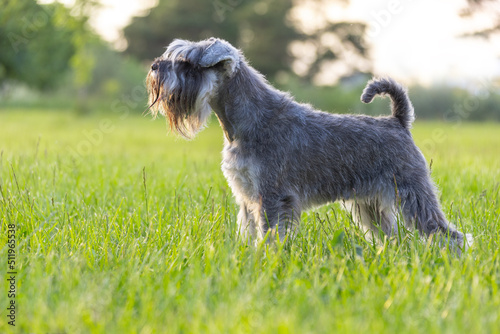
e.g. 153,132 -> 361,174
146,37 -> 472,252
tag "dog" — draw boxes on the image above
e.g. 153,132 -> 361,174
146,37 -> 472,252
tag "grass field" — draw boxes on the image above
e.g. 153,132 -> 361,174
1,109 -> 499,333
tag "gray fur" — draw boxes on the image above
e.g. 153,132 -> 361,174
146,38 -> 473,253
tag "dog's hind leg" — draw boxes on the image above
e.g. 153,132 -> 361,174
400,183 -> 473,254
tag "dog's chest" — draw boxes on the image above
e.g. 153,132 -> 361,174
221,142 -> 261,201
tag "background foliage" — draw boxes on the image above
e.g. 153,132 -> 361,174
1,0 -> 499,120
0,0 -> 79,90
123,0 -> 368,81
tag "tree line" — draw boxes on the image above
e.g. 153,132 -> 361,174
0,0 -> 498,121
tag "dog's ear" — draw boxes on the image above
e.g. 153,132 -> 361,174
199,39 -> 239,74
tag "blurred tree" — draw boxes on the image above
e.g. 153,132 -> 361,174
0,0 -> 79,90
123,0 -> 237,62
67,0 -> 99,89
123,0 -> 369,83
461,0 -> 500,38
85,40 -> 146,98
65,0 -> 100,113
230,0 -> 297,78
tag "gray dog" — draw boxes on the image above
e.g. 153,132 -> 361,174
146,37 -> 472,252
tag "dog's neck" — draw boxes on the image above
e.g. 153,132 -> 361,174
210,62 -> 291,143
210,94 -> 236,142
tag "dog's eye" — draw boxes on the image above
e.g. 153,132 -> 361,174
212,61 -> 226,70
151,63 -> 159,71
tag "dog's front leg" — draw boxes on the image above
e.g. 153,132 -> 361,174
255,195 -> 301,242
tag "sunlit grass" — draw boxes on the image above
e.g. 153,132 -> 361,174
1,110 -> 499,333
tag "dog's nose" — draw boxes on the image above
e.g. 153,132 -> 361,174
151,63 -> 159,71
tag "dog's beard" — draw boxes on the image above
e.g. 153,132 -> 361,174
146,60 -> 216,139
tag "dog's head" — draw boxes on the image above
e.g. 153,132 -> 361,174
146,38 -> 241,138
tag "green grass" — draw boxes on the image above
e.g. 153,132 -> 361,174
1,109 -> 499,333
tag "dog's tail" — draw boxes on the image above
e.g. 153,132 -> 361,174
361,77 -> 415,129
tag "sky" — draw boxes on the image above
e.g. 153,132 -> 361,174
43,0 -> 500,86
292,0 -> 500,85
